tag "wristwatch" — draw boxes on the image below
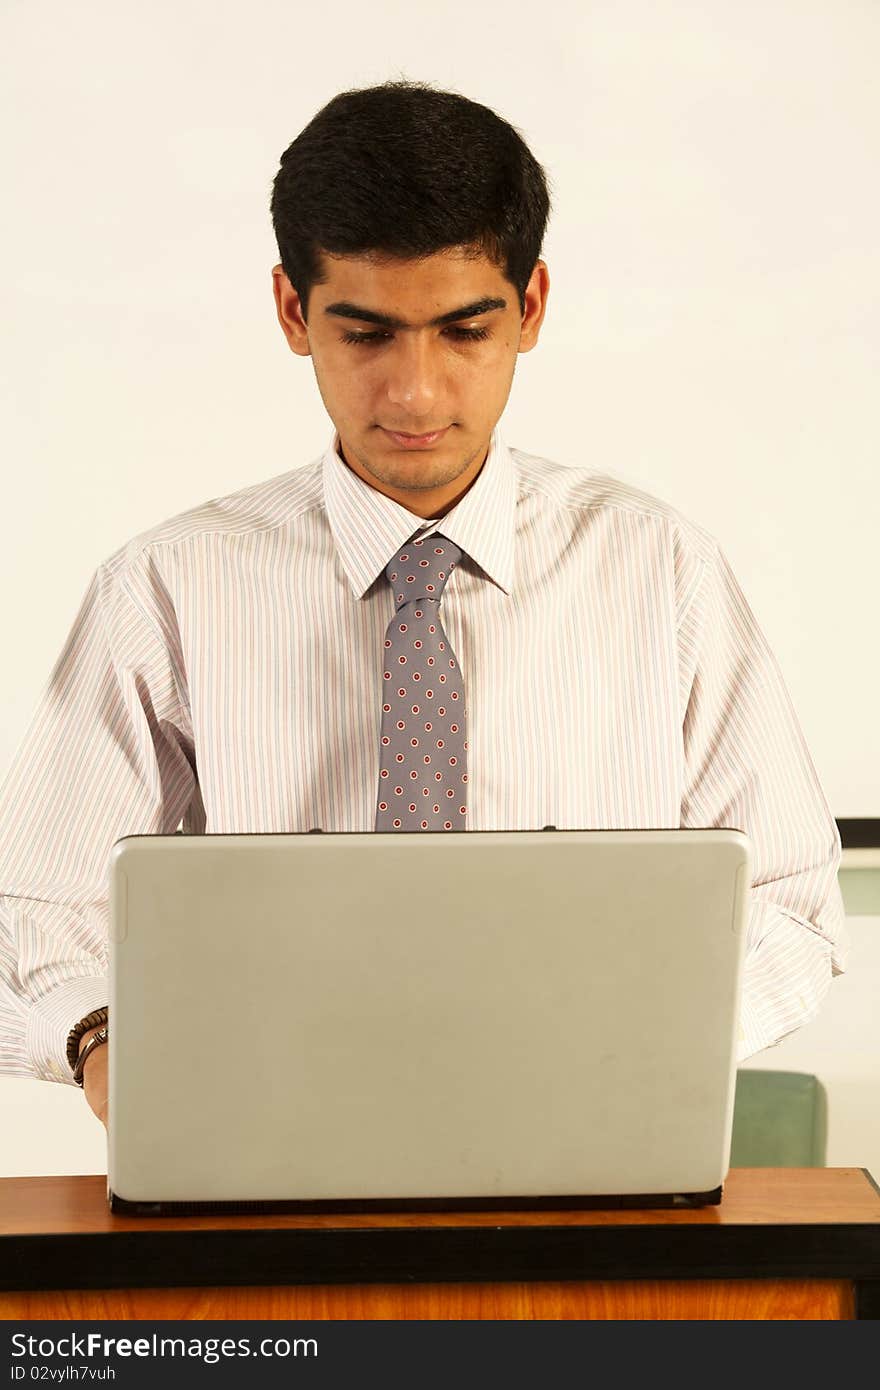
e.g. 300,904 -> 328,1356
66,1006 -> 109,1085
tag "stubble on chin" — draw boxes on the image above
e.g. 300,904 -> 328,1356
351,440 -> 473,495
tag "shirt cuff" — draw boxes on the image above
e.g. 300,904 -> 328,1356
25,976 -> 109,1085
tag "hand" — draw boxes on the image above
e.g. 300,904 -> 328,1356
79,1026 -> 109,1131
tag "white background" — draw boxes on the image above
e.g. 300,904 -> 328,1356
1,1 -> 877,1178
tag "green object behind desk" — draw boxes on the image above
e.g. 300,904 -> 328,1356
730,1070 -> 828,1167
838,867 -> 880,915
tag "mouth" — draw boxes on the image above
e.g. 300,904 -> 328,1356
381,426 -> 451,449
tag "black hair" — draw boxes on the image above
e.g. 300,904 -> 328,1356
270,77 -> 553,322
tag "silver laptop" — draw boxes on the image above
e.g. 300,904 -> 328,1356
106,828 -> 750,1214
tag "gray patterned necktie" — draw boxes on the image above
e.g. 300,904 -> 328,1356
375,532 -> 468,832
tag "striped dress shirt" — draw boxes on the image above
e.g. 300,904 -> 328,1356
0,424 -> 848,1085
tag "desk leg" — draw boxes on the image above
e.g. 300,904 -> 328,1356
856,1280 -> 880,1319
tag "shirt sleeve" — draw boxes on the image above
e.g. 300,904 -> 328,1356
0,546 -> 200,1084
677,540 -> 848,1063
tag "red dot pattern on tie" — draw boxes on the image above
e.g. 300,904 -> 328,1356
375,533 -> 468,832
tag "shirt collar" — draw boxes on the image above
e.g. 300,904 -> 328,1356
322,423 -> 516,599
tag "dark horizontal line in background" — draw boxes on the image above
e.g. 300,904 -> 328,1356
837,820 -> 880,849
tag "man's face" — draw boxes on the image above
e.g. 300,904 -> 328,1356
272,246 -> 549,517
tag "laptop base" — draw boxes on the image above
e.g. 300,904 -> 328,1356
108,1184 -> 724,1216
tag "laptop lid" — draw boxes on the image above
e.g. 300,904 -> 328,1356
107,828 -> 750,1211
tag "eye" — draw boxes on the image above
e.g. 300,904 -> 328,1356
340,326 -> 491,346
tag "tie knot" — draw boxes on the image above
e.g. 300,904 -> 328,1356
385,533 -> 462,610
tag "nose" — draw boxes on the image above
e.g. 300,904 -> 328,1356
384,335 -> 443,419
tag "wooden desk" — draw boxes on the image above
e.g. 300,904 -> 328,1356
2,1169 -> 879,1320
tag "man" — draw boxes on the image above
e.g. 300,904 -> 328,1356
0,79 -> 848,1131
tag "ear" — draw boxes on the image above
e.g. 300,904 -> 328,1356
518,260 -> 550,353
272,265 -> 311,357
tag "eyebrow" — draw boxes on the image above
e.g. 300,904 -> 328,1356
322,295 -> 508,330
